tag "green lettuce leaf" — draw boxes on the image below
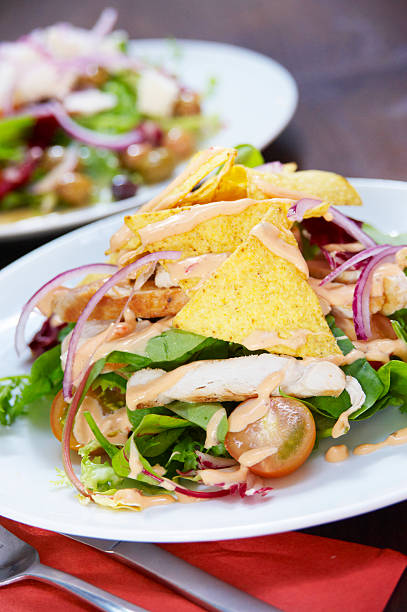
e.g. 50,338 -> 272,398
234,144 -> 264,168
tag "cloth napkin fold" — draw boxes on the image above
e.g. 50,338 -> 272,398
1,517 -> 405,612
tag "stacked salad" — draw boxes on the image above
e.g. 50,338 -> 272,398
0,8 -> 217,220
2,145 -> 407,511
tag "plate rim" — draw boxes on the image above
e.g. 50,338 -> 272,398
1,176 -> 406,542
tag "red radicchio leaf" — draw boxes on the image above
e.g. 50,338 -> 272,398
28,317 -> 67,358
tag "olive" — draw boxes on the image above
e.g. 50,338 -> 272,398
120,143 -> 153,172
42,145 -> 68,171
76,65 -> 109,88
225,396 -> 316,478
163,127 -> 196,159
111,175 -> 138,200
135,147 -> 176,183
56,172 -> 92,206
174,90 -> 201,116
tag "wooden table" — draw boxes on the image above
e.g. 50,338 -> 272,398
1,1 -> 406,609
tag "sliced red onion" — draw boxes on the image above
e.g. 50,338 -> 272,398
92,7 -> 118,37
15,263 -> 116,356
329,208 -> 376,248
50,103 -> 146,151
62,364 -> 93,498
256,161 -> 283,173
196,451 -> 237,470
287,198 -> 323,222
319,245 -> 390,286
142,468 -> 231,499
353,246 -> 401,340
31,144 -> 78,194
63,251 -> 181,400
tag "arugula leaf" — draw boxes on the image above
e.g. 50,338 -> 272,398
235,144 -> 264,168
133,413 -> 189,436
83,411 -> 119,459
127,405 -> 172,429
388,308 -> 407,344
166,433 -> 201,472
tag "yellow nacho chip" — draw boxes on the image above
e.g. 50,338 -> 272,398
173,207 -> 340,359
124,198 -> 294,259
247,169 -> 362,207
139,147 -> 237,212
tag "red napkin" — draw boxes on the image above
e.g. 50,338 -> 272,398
1,516 -> 405,612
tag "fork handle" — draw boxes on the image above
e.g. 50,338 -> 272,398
25,560 -> 146,612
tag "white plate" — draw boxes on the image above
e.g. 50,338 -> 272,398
0,39 -> 297,241
1,178 -> 406,542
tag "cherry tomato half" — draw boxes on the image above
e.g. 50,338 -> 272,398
50,390 -> 81,451
225,396 -> 316,478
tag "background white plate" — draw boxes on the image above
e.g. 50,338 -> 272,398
1,178 -> 406,542
0,39 -> 297,241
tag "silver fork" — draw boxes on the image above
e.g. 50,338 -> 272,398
0,524 -> 145,611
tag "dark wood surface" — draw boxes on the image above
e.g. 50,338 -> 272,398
1,1 -> 406,609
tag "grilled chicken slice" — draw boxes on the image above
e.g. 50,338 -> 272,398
49,280 -> 188,322
126,354 -> 347,409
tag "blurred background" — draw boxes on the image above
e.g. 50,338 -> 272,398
1,0 -> 406,179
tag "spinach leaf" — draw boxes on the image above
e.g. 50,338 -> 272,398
167,401 -> 228,442
388,308 -> 407,344
137,428 -> 185,458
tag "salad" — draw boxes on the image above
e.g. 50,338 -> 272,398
0,8 -> 217,221
3,144 -> 407,511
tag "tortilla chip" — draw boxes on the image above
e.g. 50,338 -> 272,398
140,147 -> 237,212
124,198 -> 294,259
248,169 -> 362,207
173,208 -> 340,359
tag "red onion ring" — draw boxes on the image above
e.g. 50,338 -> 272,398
15,263 -> 117,356
287,198 -> 323,222
353,246 -> 401,340
196,451 -> 237,470
92,7 -> 118,37
319,244 -> 390,286
329,208 -> 376,248
63,250 -> 181,400
62,364 -> 93,498
142,468 -> 231,499
50,103 -> 146,151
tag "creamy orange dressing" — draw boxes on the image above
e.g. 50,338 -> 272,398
309,278 -> 355,307
198,465 -> 249,486
37,286 -> 69,317
165,253 -> 229,284
325,444 -> 349,463
110,224 -> 133,252
353,427 -> 407,455
228,371 -> 284,433
92,489 -> 175,510
204,408 -> 226,449
138,198 -> 259,246
340,339 -> 407,365
73,396 -> 131,445
242,328 -> 312,351
239,446 -> 276,467
71,317 -> 173,380
331,377 -> 365,438
250,175 -> 312,201
126,361 -> 200,410
324,242 -> 363,253
251,221 -> 309,277
371,263 -> 403,296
